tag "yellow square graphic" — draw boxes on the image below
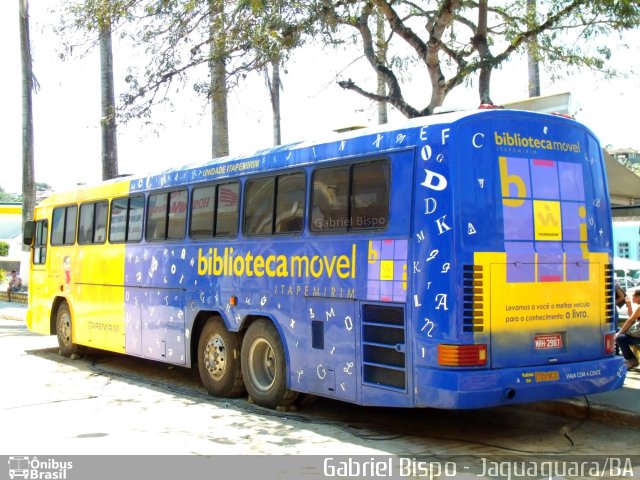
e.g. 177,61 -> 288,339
380,260 -> 395,281
533,200 -> 562,241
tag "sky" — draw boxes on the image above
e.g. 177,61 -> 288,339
2,2 -> 640,194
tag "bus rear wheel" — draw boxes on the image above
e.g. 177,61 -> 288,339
241,319 -> 298,409
56,302 -> 77,358
197,317 -> 245,398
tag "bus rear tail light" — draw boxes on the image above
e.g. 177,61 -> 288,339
604,333 -> 616,355
438,344 -> 487,366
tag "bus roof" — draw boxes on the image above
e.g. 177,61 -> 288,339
38,107 -> 580,206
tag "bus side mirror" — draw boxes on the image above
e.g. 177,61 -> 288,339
23,221 -> 35,246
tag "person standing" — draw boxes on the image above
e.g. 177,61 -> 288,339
616,290 -> 640,369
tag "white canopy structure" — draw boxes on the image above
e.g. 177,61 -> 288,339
613,257 -> 640,272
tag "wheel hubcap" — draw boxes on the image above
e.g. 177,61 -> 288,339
248,338 -> 276,392
204,335 -> 226,380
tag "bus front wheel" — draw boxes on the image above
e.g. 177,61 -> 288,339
197,317 -> 245,398
241,319 -> 298,409
56,302 -> 77,358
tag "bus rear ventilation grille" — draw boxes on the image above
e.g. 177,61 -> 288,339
463,264 -> 484,333
605,264 -> 614,325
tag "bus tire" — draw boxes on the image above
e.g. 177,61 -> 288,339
56,302 -> 77,358
241,318 -> 298,409
197,317 -> 245,398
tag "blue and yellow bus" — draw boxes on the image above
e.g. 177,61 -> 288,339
24,108 -> 625,409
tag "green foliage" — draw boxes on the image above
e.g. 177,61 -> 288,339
0,186 -> 21,203
0,241 -> 9,258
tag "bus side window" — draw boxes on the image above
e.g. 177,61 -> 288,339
147,193 -> 168,241
127,196 -> 144,242
167,190 -> 187,240
275,173 -> 305,234
244,177 -> 275,236
215,182 -> 239,236
78,203 -> 94,244
109,198 -> 128,242
78,201 -> 108,244
109,195 -> 144,243
147,190 -> 187,241
33,220 -> 48,265
310,165 -> 350,233
94,201 -> 108,243
190,185 -> 216,238
351,161 -> 390,231
51,205 -> 78,246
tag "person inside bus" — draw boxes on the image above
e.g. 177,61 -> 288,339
6,270 -> 22,302
615,289 -> 640,369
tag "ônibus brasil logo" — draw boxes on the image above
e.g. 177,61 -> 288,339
8,456 -> 73,480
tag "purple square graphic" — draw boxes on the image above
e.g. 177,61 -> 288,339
566,250 -> 589,281
380,281 -> 393,300
394,240 -> 408,260
502,156 -> 531,198
558,162 -> 585,201
505,241 -> 535,253
381,240 -> 395,260
503,200 -> 534,240
537,250 -> 563,282
561,202 -> 586,242
536,242 -> 562,254
367,281 -> 380,299
531,159 -> 559,199
506,251 -> 536,283
368,261 -> 381,280
393,281 -> 406,301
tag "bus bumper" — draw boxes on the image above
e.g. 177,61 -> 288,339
414,356 -> 625,409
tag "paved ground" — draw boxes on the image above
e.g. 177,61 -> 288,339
1,299 -> 639,428
3,301 -> 640,480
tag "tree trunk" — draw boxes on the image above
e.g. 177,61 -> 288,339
527,0 -> 541,97
100,15 -> 119,180
476,0 -> 493,104
269,60 -> 281,146
376,11 -> 387,124
209,0 -> 229,158
19,0 -> 35,250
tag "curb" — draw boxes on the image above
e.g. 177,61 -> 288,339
524,397 -> 640,428
0,311 -> 27,322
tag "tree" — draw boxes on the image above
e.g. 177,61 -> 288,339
319,0 -> 640,117
120,0 -> 310,155
19,0 -> 36,248
99,4 -> 119,180
57,0 -> 121,180
527,0 -> 541,97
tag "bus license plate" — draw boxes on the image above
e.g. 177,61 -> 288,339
534,334 -> 563,350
